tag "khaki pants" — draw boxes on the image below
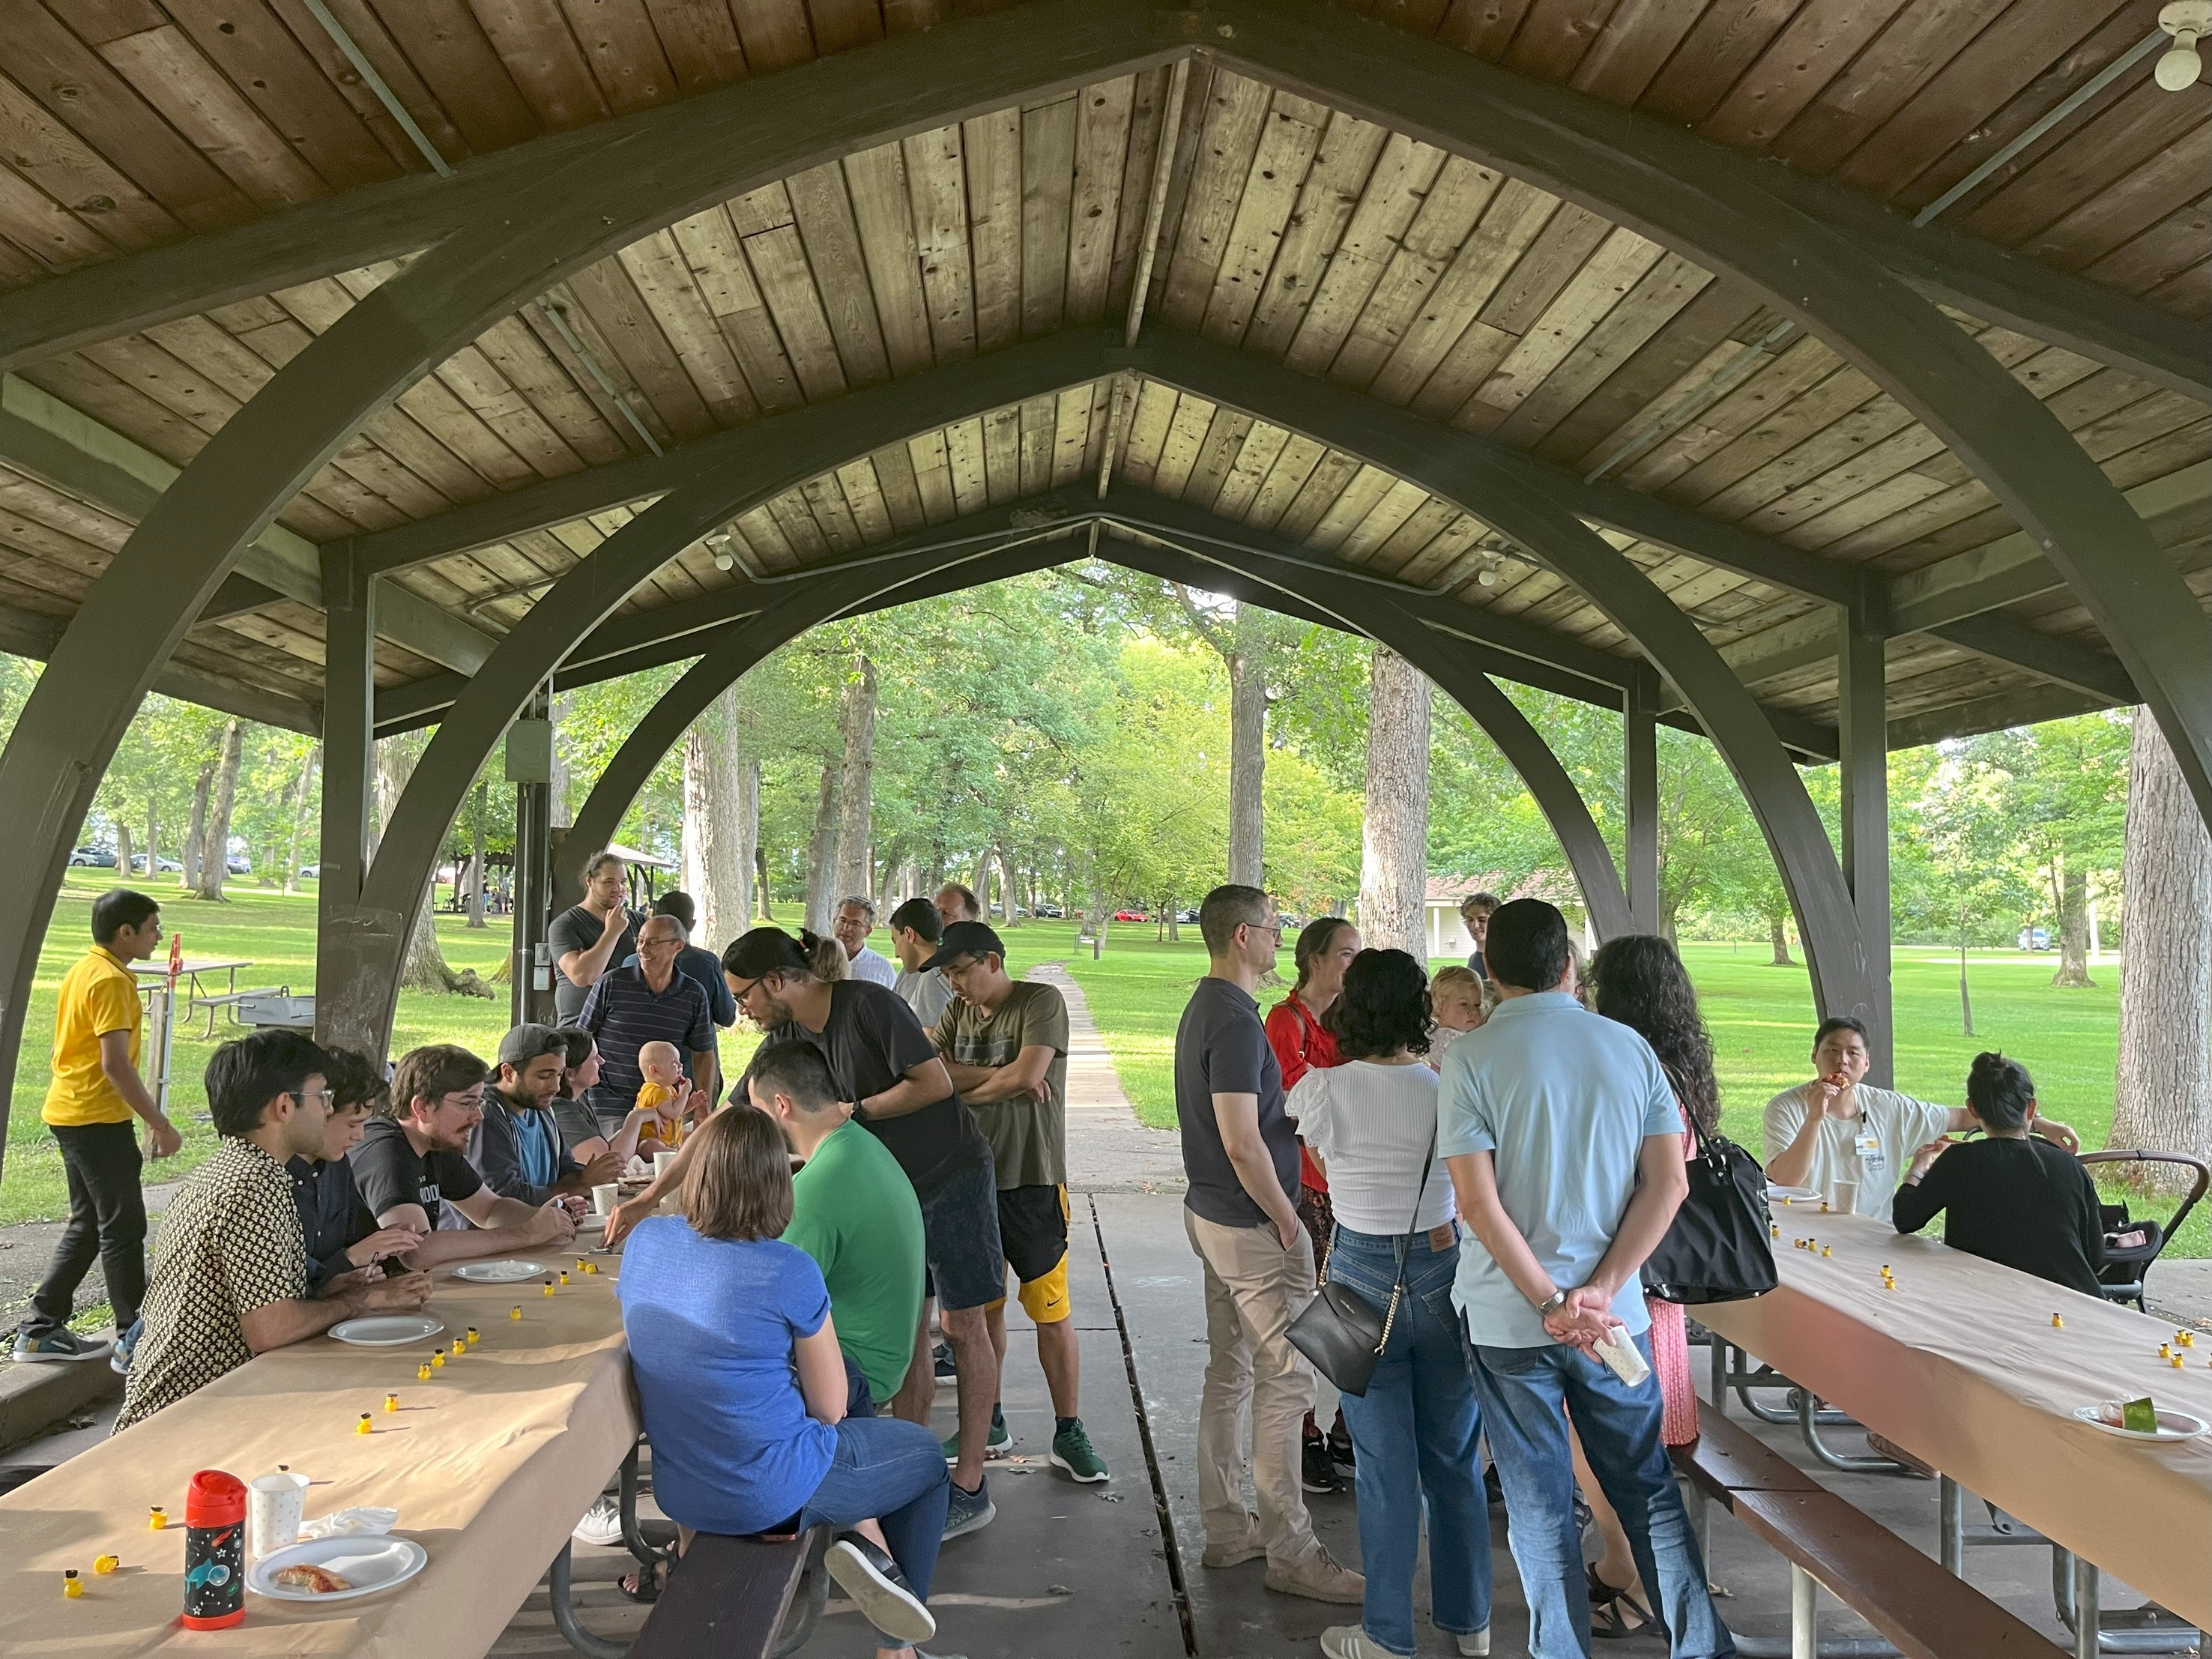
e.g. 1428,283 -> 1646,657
1185,1206 -> 1318,1568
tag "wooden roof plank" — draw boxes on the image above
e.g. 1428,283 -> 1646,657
2085,192 -> 2212,296
96,24 -> 328,209
1051,381 -> 1095,489
2020,130 -> 2211,274
1197,91 -> 1328,345
471,0 -> 614,132
1104,63 -> 1170,315
1637,0 -> 1800,128
0,71 -> 181,253
1376,172 -> 1556,405
0,0 -> 256,229
565,253 -> 716,441
1242,428 -> 1327,529
470,312 -> 630,465
617,226 -> 766,424
982,402 -> 1021,505
558,0 -> 681,116
1328,153 -> 1504,390
1149,388 -> 1214,498
1211,417 -> 1292,521
727,0 -> 814,74
1158,70 -> 1273,328
1239,109 -> 1388,357
161,0 -> 402,187
1699,0 -> 1912,151
1279,130 -> 1445,372
840,143 -> 935,377
1456,223 -> 1667,429
1066,74 -> 1134,328
901,125 -> 978,363
905,426 -> 955,525
640,0 -> 751,89
666,204 -> 803,413
1493,248 -> 1711,448
734,189 -> 847,402
1019,94 -> 1078,338
1016,391 -> 1054,495
1181,404 -> 1254,510
357,0 -> 539,153
271,0 -> 473,166
954,107 -> 1021,354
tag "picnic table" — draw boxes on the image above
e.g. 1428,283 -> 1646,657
0,1250 -> 635,1657
1699,1209 -> 2212,1632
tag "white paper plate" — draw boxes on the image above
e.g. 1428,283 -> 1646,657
1765,1185 -> 1819,1202
249,1535 -> 427,1601
2073,1403 -> 2211,1441
575,1214 -> 605,1230
328,1314 -> 444,1347
450,1259 -> 546,1283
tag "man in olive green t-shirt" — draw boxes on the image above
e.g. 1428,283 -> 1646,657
927,922 -> 1107,1483
746,1039 -> 923,1408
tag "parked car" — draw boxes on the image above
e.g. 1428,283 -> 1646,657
297,864 -> 321,879
67,846 -> 117,868
226,855 -> 252,876
1034,902 -> 1065,919
1112,908 -> 1149,922
2017,925 -> 2051,951
1175,907 -> 1200,924
129,854 -> 183,874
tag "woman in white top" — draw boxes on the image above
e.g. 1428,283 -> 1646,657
1763,1015 -> 2079,1221
1286,949 -> 1490,1659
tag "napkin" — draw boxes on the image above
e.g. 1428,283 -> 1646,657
298,1506 -> 399,1540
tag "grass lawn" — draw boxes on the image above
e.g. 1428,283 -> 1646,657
1012,920 -> 2205,1259
5,891 -> 2197,1259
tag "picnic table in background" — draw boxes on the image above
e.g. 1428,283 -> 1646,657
0,1254 -> 635,1657
1699,1209 -> 2212,1631
133,958 -> 274,1039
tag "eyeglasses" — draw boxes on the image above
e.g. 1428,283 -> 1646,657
728,976 -> 761,1000
285,1087 -> 335,1109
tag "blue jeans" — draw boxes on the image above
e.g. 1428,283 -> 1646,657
795,1416 -> 949,1643
1465,1328 -> 1733,1659
1329,1227 -> 1492,1657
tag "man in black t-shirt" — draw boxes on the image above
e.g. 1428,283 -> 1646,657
726,928 -> 1003,1541
349,1045 -> 576,1269
549,851 -> 640,1021
1173,885 -> 1360,1605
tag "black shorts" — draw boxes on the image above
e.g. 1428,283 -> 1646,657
997,1184 -> 1072,1323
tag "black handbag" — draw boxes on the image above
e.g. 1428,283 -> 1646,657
1286,1129 -> 1436,1397
1641,1110 -> 1777,1305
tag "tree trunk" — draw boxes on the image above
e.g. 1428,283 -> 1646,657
2112,713 -> 2212,1187
372,731 -> 494,997
1089,860 -> 1107,958
1357,646 -> 1430,958
737,757 -> 760,922
970,847 -> 994,916
803,760 -> 840,934
683,686 -> 749,953
2052,859 -> 2094,987
1768,908 -> 1793,967
833,656 -> 877,907
115,821 -> 133,883
549,692 -> 574,828
1227,605 -> 1266,888
181,753 -> 214,889
465,778 -> 486,925
146,801 -> 158,882
1957,923 -> 1974,1039
193,720 -> 244,901
282,747 -> 318,897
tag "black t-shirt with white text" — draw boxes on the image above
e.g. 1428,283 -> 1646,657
349,1116 -> 483,1230
752,979 -> 991,1197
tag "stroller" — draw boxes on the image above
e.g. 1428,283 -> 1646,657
2079,1149 -> 2208,1310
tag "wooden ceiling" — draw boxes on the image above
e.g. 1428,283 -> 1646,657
0,1 -> 2204,749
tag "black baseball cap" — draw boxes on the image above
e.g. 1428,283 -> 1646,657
920,921 -> 1006,972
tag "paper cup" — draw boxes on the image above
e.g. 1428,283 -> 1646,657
248,1471 -> 309,1561
1829,1178 -> 1861,1216
590,1182 -> 619,1217
653,1150 -> 678,1181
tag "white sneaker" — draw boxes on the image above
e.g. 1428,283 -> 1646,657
571,1495 -> 623,1547
1457,1632 -> 1491,1657
1320,1627 -> 1397,1659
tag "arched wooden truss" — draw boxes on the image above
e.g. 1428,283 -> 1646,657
0,0 -> 2204,1139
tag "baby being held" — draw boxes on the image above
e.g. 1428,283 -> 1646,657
611,1041 -> 696,1164
1427,964 -> 1489,1069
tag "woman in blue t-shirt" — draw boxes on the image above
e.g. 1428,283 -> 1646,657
617,1107 -> 953,1657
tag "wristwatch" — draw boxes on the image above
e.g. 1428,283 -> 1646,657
1535,1289 -> 1568,1317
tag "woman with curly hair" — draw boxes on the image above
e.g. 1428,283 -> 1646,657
1285,949 -> 1491,1659
1579,933 -> 1717,1635
1266,915 -> 1362,1490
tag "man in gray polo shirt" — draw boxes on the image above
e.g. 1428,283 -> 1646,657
1173,883 -> 1362,1607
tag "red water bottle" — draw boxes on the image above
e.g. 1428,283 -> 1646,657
182,1469 -> 247,1629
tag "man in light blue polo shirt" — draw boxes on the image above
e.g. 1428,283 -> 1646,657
1438,899 -> 1731,1659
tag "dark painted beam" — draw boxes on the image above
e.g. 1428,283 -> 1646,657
1887,683 -> 2111,752
1625,667 -> 1659,935
1924,615 -> 2135,706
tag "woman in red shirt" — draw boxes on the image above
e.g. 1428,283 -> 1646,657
1264,916 -> 1359,1493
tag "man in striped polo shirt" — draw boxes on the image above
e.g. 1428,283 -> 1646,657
578,913 -> 716,1144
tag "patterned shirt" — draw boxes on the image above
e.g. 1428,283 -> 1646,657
117,1139 -> 305,1433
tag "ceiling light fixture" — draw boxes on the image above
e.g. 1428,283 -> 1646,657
704,531 -> 737,573
2157,1 -> 2210,89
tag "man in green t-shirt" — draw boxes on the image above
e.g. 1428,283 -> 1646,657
927,922 -> 1107,1484
747,1039 -> 924,1410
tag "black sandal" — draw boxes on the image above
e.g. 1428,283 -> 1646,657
1586,1564 -> 1652,1639
617,1559 -> 671,1603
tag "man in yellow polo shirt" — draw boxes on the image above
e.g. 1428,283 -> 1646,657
11,889 -> 181,1368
